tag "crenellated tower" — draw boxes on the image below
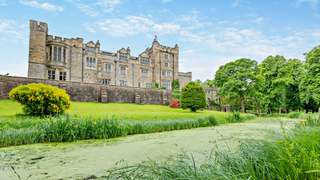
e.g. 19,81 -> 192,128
28,20 -> 48,78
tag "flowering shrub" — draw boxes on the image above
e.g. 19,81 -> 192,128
170,98 -> 180,108
9,83 -> 71,116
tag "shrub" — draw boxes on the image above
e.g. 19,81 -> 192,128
288,111 -> 301,118
160,87 -> 166,89
9,83 -> 71,116
180,82 -> 206,112
171,90 -> 180,100
140,103 -> 144,105
171,79 -> 180,90
170,98 -> 180,108
225,111 -> 243,123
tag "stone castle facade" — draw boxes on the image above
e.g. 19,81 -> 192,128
27,20 -> 192,90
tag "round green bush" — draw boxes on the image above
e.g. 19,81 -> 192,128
9,83 -> 71,116
180,82 -> 206,112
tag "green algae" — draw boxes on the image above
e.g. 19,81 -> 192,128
0,118 -> 298,180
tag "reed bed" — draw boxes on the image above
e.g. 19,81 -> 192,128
0,113 -> 255,148
107,117 -> 320,179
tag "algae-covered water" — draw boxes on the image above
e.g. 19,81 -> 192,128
0,118 -> 298,180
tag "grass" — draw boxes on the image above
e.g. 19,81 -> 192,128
0,99 -> 229,121
0,99 -> 255,147
107,116 -> 320,179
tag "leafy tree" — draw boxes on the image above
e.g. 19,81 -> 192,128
171,79 -> 180,90
202,79 -> 215,87
299,45 -> 320,105
180,82 -> 206,112
194,79 -> 203,85
302,99 -> 319,113
215,58 -> 263,113
285,58 -> 303,111
260,55 -> 289,113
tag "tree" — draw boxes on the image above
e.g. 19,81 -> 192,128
299,45 -> 320,106
215,58 -> 263,113
260,55 -> 289,113
285,59 -> 303,112
194,79 -> 203,85
171,79 -> 180,91
180,82 -> 206,112
202,79 -> 215,87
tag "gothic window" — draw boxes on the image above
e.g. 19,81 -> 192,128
59,72 -> 66,81
141,69 -> 148,77
140,57 -> 149,64
119,80 -> 127,86
90,58 -> 92,67
164,54 -> 168,59
119,53 -> 128,60
105,64 -> 111,72
162,71 -> 165,76
102,79 -> 111,85
162,81 -> 170,89
48,70 -> 55,80
146,83 -> 152,88
86,47 -> 89,52
54,47 -> 57,61
167,71 -> 171,77
121,66 -> 126,74
164,62 -> 169,67
86,57 -> 89,67
58,47 -> 62,62
93,58 -> 96,67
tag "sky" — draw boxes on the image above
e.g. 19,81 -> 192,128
0,0 -> 320,81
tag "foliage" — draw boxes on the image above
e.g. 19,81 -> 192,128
169,98 -> 180,108
180,82 -> 206,112
0,115 -> 219,147
288,111 -> 301,118
285,59 -> 303,111
260,55 -> 289,113
9,83 -> 71,116
171,90 -> 180,100
194,79 -> 203,85
202,79 -> 215,87
225,111 -> 243,123
171,79 -> 180,90
300,45 -> 320,105
108,121 -> 320,180
302,98 -> 319,113
210,99 -> 223,111
215,58 -> 263,113
154,81 -> 159,88
160,87 -> 166,89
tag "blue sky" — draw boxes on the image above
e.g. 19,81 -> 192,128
1,0 -> 320,81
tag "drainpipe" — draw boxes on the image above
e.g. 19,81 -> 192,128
114,60 -> 117,85
69,46 -> 72,81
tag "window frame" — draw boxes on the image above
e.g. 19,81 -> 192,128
105,64 -> 111,72
120,66 -> 126,74
119,53 -> 128,60
48,70 -> 55,80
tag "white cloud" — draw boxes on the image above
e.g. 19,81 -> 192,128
0,19 -> 28,43
145,34 -> 153,39
312,30 -> 320,37
77,4 -> 99,16
152,23 -> 180,34
162,0 -> 172,2
97,16 -> 154,37
315,13 -> 320,18
293,0 -> 319,8
19,1 -> 63,11
251,17 -> 264,24
179,11 -> 204,29
0,0 -> 7,6
232,0 -> 242,7
96,0 -> 121,13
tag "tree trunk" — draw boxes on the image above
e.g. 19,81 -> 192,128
267,107 -> 270,114
240,94 -> 245,113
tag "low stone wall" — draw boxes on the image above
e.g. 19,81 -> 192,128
0,75 -> 171,105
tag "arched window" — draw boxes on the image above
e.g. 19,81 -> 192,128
90,58 -> 92,67
58,47 -> 62,61
86,57 -> 89,67
54,47 -> 57,61
93,58 -> 96,67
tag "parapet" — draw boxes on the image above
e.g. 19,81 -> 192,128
30,20 -> 48,32
178,72 -> 192,77
152,39 -> 179,53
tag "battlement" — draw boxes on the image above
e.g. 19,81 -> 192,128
29,20 -> 48,32
152,39 -> 179,53
179,72 -> 192,77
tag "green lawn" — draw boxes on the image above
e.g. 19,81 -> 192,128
0,99 -> 229,121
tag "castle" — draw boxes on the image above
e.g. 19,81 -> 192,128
27,20 -> 192,90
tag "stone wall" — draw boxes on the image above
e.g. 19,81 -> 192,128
0,75 -> 170,105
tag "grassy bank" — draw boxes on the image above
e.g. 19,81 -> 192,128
0,99 -> 229,121
108,116 -> 320,179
